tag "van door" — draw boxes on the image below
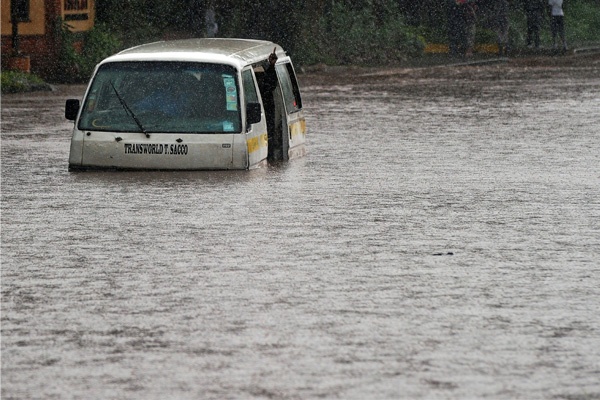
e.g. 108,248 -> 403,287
242,67 -> 268,167
275,61 -> 306,160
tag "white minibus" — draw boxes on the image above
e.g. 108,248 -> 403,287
66,38 -> 306,170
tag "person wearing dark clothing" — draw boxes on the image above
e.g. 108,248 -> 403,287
259,51 -> 279,159
478,0 -> 509,56
493,0 -> 510,56
525,0 -> 545,48
447,0 -> 477,58
447,0 -> 464,57
462,1 -> 477,56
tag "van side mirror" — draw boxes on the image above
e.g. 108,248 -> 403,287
65,99 -> 80,121
246,102 -> 262,125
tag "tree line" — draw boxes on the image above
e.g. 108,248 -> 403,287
94,0 -> 429,59
53,0 -> 599,82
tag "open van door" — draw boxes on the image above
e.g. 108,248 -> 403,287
275,60 -> 306,160
242,67 -> 269,167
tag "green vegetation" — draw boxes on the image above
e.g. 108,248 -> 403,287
4,0 -> 600,91
0,71 -> 51,94
92,0 -> 600,65
94,0 -> 426,66
54,21 -> 122,83
293,1 -> 425,65
561,0 -> 600,46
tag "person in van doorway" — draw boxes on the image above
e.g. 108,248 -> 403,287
525,0 -> 545,49
548,0 -> 567,51
260,51 -> 279,159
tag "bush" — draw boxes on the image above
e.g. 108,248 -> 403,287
565,0 -> 600,45
294,0 -> 425,66
55,20 -> 122,83
92,0 -> 600,66
1,71 -> 51,94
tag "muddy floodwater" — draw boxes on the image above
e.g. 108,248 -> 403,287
2,55 -> 600,399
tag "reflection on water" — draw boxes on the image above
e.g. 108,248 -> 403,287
2,60 -> 600,399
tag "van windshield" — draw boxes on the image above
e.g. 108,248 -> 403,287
78,62 -> 241,134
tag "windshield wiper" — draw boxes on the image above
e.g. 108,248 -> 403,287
110,81 -> 149,138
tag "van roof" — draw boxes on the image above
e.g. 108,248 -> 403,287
102,38 -> 285,69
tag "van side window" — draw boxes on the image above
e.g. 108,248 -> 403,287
275,63 -> 302,113
242,69 -> 259,103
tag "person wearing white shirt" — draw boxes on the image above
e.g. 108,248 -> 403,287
548,0 -> 567,50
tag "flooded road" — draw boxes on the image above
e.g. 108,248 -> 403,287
2,55 -> 600,399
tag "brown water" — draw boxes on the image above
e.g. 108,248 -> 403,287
2,55 -> 600,399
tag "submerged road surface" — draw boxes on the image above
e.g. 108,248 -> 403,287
2,54 -> 600,399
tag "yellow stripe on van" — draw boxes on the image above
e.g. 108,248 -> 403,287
247,133 -> 268,154
260,133 -> 268,148
289,119 -> 306,140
